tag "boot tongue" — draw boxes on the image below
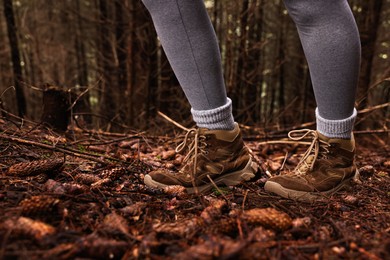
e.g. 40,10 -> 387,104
317,132 -> 355,152
202,123 -> 240,142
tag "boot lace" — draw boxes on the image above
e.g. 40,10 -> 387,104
288,129 -> 331,175
175,128 -> 208,177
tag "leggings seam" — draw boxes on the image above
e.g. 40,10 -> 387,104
174,0 -> 211,107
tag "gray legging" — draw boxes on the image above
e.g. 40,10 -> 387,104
142,0 -> 360,121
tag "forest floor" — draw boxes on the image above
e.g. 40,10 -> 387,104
0,117 -> 389,260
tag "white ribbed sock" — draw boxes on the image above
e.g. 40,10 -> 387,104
316,108 -> 357,139
191,98 -> 235,130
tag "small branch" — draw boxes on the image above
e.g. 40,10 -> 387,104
70,126 -> 140,138
257,140 -> 311,146
358,102 -> 390,114
354,129 -> 390,134
0,133 -> 131,165
157,111 -> 189,132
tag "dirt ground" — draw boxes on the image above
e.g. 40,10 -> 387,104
0,119 -> 389,259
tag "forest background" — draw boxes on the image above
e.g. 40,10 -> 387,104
0,0 -> 389,133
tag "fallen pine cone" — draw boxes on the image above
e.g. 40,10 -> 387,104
75,173 -> 102,185
1,217 -> 56,240
99,167 -> 127,179
19,195 -> 60,216
248,226 -> 276,242
76,235 -> 128,259
242,208 -> 292,231
44,179 -> 88,195
153,218 -> 204,237
25,173 -> 49,184
208,218 -> 238,235
7,158 -> 64,176
101,212 -> 129,236
91,178 -> 111,189
43,243 -> 76,259
120,202 -> 146,221
174,236 -> 245,259
200,199 -> 227,224
163,185 -> 188,199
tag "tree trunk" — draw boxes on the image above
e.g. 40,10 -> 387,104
115,0 -> 129,124
357,0 -> 383,109
234,0 -> 249,121
3,0 -> 26,117
41,85 -> 70,131
98,0 -> 117,130
74,0 -> 91,125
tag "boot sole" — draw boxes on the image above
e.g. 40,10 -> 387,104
144,158 -> 259,194
264,169 -> 360,202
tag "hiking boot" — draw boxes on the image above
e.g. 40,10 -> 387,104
144,123 -> 259,193
264,129 -> 359,202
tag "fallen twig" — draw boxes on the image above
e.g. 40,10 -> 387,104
158,111 -> 189,132
0,133 -> 128,165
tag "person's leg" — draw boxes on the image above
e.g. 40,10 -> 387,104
265,0 -> 361,201
142,0 -> 234,130
285,0 -> 360,139
142,0 -> 258,192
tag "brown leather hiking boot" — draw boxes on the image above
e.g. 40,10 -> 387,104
144,123 -> 259,193
264,129 -> 359,202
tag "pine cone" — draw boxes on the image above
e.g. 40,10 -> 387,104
153,217 -> 204,237
120,202 -> 146,221
75,173 -> 101,185
200,199 -> 227,224
19,195 -> 60,216
175,236 -> 244,259
242,208 -> 292,231
163,185 -> 188,199
100,167 -> 127,179
62,182 -> 88,194
248,226 -> 276,242
101,212 -> 129,235
26,173 -> 49,183
78,235 -> 128,259
43,243 -> 76,259
2,217 -> 56,240
7,158 -> 64,176
208,218 -> 237,234
91,178 -> 111,189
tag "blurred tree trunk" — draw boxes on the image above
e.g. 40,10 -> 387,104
129,0 -> 158,129
74,0 -> 91,125
252,0 -> 264,123
98,0 -> 117,130
3,0 -> 26,117
75,1 -> 88,88
115,0 -> 128,123
234,0 -> 249,120
357,0 -> 383,109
